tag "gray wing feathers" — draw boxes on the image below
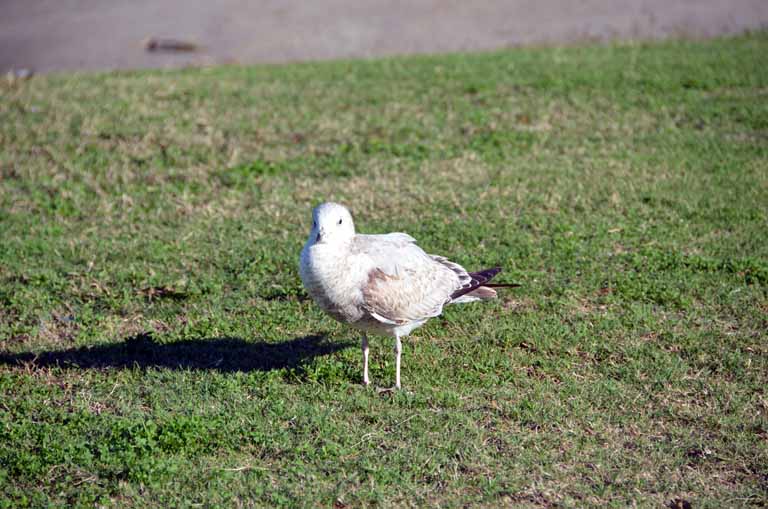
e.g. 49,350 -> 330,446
353,234 -> 461,324
430,255 -> 472,287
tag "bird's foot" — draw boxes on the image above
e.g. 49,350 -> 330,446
375,385 -> 401,394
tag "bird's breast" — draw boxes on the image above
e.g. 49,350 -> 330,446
299,243 -> 367,323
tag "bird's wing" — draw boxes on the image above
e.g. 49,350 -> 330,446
351,233 -> 461,324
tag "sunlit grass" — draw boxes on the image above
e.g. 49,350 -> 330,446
1,32 -> 767,507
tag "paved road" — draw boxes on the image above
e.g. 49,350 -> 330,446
3,0 -> 768,73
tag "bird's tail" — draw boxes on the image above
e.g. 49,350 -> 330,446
449,267 -> 520,303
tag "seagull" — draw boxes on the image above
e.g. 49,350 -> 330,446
299,202 -> 517,390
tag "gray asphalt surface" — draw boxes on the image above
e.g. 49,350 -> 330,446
2,0 -> 768,73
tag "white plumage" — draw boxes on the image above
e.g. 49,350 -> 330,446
299,202 -> 512,389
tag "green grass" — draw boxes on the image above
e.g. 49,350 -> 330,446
1,32 -> 767,508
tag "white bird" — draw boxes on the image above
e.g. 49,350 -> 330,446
299,202 -> 516,390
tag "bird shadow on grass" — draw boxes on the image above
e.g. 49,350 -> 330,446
0,332 -> 353,373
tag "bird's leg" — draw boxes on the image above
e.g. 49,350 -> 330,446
375,334 -> 404,394
362,333 -> 370,386
394,333 -> 402,389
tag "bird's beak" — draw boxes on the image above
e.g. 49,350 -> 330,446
315,228 -> 326,243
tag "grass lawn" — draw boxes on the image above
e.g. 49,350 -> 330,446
1,32 -> 767,508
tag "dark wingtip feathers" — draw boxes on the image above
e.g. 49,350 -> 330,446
450,266 -> 515,300
472,267 -> 502,280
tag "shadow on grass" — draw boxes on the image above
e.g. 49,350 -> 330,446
0,333 -> 352,373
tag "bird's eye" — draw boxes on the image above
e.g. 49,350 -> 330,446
338,218 -> 343,225
312,220 -> 317,228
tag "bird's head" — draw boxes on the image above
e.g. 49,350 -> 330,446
309,202 -> 356,245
